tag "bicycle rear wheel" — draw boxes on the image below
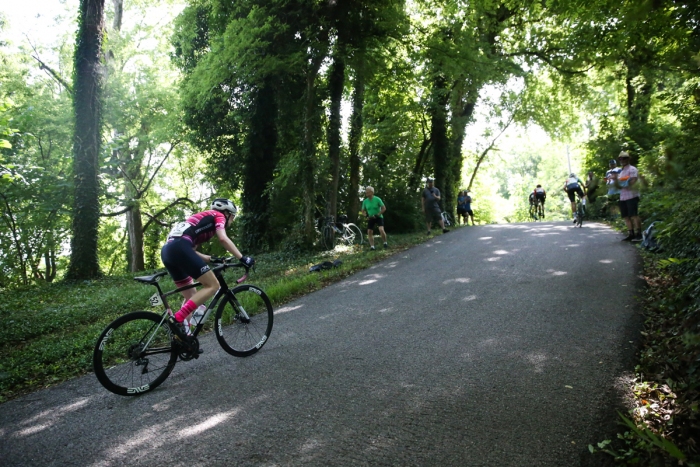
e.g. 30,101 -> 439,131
215,285 -> 274,357
321,225 -> 335,250
342,223 -> 363,246
442,212 -> 453,227
93,311 -> 177,396
529,205 -> 537,221
576,202 -> 584,227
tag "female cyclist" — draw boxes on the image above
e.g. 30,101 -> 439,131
160,198 -> 254,338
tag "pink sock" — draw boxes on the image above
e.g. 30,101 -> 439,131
174,300 -> 198,323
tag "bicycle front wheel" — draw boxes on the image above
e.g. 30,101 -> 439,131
93,311 -> 177,396
215,285 -> 274,357
343,223 -> 363,245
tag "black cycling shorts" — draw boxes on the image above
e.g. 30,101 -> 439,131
535,193 -> 546,203
368,217 -> 385,230
566,186 -> 584,202
160,238 -> 210,283
619,197 -> 640,218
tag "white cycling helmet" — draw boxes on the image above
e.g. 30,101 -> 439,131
211,198 -> 238,216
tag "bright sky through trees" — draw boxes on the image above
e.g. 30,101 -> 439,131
1,1 -> 77,49
1,0 -> 586,226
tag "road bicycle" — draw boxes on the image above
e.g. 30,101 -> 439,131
441,211 -> 453,227
321,215 -> 363,250
536,199 -> 545,219
529,202 -> 539,221
93,257 -> 273,396
529,199 -> 544,221
574,195 -> 586,228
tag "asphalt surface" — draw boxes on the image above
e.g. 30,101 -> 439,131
0,221 -> 643,466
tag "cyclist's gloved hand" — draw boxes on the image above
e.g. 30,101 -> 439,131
240,256 -> 255,268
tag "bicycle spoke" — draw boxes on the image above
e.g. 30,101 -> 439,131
93,312 -> 177,396
215,285 -> 274,357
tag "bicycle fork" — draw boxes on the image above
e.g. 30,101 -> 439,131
228,291 -> 251,324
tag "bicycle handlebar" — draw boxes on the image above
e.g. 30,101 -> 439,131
210,256 -> 252,284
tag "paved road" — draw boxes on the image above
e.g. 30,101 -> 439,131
0,221 -> 642,466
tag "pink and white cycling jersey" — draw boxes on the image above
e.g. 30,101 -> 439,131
619,165 -> 639,201
179,210 -> 227,247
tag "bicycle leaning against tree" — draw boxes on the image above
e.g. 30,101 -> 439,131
320,215 -> 363,250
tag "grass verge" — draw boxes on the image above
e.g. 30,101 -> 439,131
0,229 -> 448,403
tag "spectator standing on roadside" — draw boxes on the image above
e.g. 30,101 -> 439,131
585,170 -> 599,203
457,191 -> 467,225
361,186 -> 388,250
604,158 -> 622,217
613,151 -> 642,242
422,178 -> 448,235
463,190 -> 475,225
605,159 -> 622,197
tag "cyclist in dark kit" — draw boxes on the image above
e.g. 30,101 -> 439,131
161,198 -> 254,338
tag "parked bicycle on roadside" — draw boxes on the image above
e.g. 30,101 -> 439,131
93,257 -> 273,396
320,215 -> 363,250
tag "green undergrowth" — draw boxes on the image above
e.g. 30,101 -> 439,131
0,230 -> 440,402
590,186 -> 700,465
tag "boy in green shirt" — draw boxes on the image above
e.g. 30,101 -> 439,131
361,186 -> 387,250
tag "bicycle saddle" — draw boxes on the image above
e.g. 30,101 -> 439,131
133,271 -> 168,284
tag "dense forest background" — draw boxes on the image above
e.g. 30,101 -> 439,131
1,0 -> 699,462
2,0 -> 610,285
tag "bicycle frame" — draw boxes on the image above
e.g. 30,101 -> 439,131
146,263 -> 249,338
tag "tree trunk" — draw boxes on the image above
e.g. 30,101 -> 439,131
430,76 -> 449,212
301,54 -> 325,247
66,0 -> 105,280
112,0 -> 123,30
241,78 -> 278,251
126,198 -> 145,271
327,53 -> 345,223
408,138 -> 432,193
44,240 -> 57,283
447,94 -> 476,214
347,65 -> 365,224
624,58 -> 654,152
0,193 -> 28,285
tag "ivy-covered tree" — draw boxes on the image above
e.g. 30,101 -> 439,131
66,0 -> 106,280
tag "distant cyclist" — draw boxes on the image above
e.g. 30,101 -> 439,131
533,184 -> 546,218
161,198 -> 254,339
563,173 -> 587,222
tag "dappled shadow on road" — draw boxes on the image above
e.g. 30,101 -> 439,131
4,397 -> 92,438
0,218 -> 636,466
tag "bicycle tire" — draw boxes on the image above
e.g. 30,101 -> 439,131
576,202 -> 584,227
321,225 -> 335,250
93,311 -> 177,396
215,285 -> 274,357
529,205 -> 537,221
442,212 -> 453,227
343,223 -> 363,246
